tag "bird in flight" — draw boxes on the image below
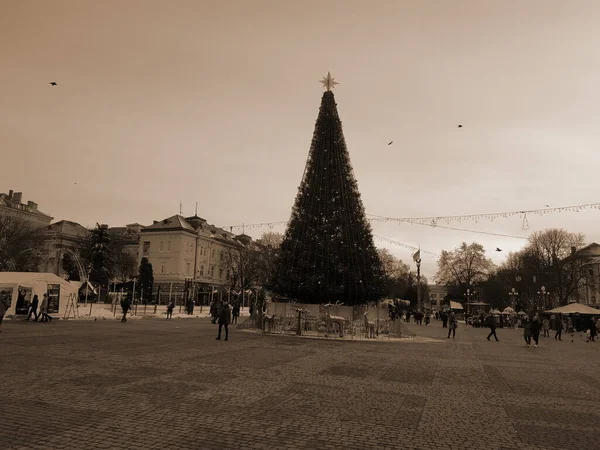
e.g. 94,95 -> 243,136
496,247 -> 502,252
388,141 -> 393,145
49,82 -> 58,86
457,125 -> 463,128
544,204 -> 550,207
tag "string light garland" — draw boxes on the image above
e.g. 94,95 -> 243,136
222,202 -> 600,233
373,235 -> 439,257
366,202 -> 600,229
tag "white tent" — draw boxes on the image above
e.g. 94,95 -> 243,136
546,303 -> 600,315
490,309 -> 501,314
502,306 -> 516,315
0,272 -> 82,317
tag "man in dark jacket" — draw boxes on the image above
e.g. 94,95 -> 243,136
216,301 -> 231,341
26,294 -> 39,321
121,297 -> 131,323
486,315 -> 499,341
210,299 -> 218,324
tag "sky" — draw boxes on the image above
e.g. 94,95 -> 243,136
2,0 -> 600,278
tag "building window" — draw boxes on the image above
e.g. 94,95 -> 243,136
143,241 -> 150,256
186,263 -> 191,275
167,241 -> 171,252
220,250 -> 223,261
161,264 -> 165,274
160,241 -> 164,252
219,268 -> 223,279
211,249 -> 215,259
199,265 -> 204,276
589,269 -> 594,276
210,265 -> 215,277
227,270 -> 231,280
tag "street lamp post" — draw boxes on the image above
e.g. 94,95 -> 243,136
537,285 -> 550,311
465,287 -> 475,317
508,288 -> 519,310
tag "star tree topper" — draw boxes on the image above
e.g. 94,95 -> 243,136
320,72 -> 339,91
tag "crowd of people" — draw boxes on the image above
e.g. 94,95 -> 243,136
387,301 -> 600,345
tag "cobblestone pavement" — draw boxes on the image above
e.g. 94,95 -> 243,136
1,317 -> 599,450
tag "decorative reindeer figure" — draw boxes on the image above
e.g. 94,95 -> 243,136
323,301 -> 346,337
363,310 -> 376,338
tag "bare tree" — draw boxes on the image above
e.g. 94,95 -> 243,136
435,242 -> 495,290
254,231 -> 283,287
0,215 -> 45,272
527,229 -> 587,305
112,246 -> 137,283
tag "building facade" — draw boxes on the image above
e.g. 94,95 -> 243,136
572,243 -> 600,307
0,190 -> 53,228
139,215 -> 250,304
41,220 -> 89,279
427,284 -> 449,310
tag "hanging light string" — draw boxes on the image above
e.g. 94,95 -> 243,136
366,202 -> 600,228
373,235 -> 439,256
222,202 -> 600,232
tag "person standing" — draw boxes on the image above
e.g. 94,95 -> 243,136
542,316 -> 550,338
210,299 -> 218,324
232,301 -> 240,324
447,312 -> 457,339
554,314 -> 563,341
26,294 -> 39,322
441,311 -> 448,329
523,316 -> 532,346
216,301 -> 231,341
0,290 -> 10,332
120,296 -> 131,323
531,314 -> 541,347
486,314 -> 499,341
166,300 -> 174,319
38,294 -> 52,322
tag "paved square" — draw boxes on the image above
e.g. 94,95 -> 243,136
1,318 -> 599,449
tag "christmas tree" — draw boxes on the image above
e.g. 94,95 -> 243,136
269,73 -> 386,305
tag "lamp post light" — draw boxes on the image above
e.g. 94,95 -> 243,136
508,288 -> 519,310
537,285 -> 550,311
465,287 -> 475,317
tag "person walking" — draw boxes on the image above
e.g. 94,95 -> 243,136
587,317 -> 597,342
523,316 -> 532,346
0,289 -> 10,332
26,294 -> 39,321
554,314 -> 563,341
232,301 -> 240,324
216,301 -> 231,341
166,300 -> 174,319
38,294 -> 52,322
531,314 -> 541,347
542,316 -> 550,337
120,296 -> 131,323
447,312 -> 457,339
486,314 -> 499,341
441,311 -> 448,329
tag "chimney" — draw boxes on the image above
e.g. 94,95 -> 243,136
13,192 -> 22,203
8,190 -> 13,198
27,201 -> 38,211
153,220 -> 159,225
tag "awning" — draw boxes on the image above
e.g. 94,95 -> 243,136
450,301 -> 464,310
546,303 -> 600,315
